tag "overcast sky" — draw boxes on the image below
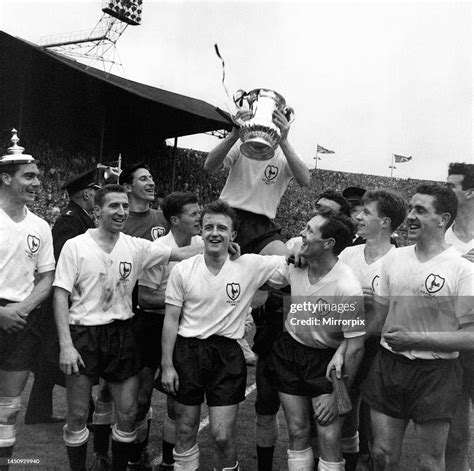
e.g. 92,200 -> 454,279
0,0 -> 472,181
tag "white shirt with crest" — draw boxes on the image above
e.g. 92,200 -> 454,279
219,140 -> 294,219
165,254 -> 284,339
339,244 -> 396,295
267,260 -> 365,349
376,245 -> 474,360
0,208 -> 55,302
53,230 -> 171,325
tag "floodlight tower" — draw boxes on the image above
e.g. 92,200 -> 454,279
40,0 -> 143,76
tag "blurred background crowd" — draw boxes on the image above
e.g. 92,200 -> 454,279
28,142 -> 438,245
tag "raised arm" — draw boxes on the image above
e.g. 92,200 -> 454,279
204,127 -> 240,172
204,109 -> 253,171
169,244 -> 203,262
273,110 -> 310,187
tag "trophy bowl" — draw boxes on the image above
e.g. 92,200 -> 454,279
234,89 -> 294,161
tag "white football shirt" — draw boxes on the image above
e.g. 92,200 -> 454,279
339,244 -> 396,295
219,141 -> 294,219
0,208 -> 54,302
165,254 -> 285,339
376,245 -> 474,360
53,230 -> 171,325
267,260 -> 365,349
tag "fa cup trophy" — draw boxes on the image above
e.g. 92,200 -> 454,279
233,89 -> 295,161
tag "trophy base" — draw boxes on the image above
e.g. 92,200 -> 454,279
240,138 -> 275,161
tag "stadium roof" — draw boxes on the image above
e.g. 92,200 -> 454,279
0,31 -> 232,158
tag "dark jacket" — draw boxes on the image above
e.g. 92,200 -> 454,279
52,200 -> 95,260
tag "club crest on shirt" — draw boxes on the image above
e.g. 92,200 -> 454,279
425,274 -> 445,294
27,234 -> 40,254
151,226 -> 166,240
264,165 -> 279,182
119,262 -> 132,280
371,275 -> 380,292
226,283 -> 241,301
314,298 -> 331,316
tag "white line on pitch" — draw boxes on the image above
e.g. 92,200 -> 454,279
151,382 -> 257,467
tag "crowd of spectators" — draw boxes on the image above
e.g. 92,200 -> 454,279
26,142 -> 439,246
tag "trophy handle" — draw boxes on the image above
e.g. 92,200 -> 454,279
233,90 -> 248,109
284,106 -> 295,124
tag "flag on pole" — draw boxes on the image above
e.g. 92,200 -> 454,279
317,145 -> 335,154
97,161 -> 122,178
393,154 -> 412,163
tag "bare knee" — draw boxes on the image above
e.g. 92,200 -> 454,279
318,423 -> 340,448
176,417 -> 199,447
372,441 -> 400,468
287,418 -> 311,447
115,402 -> 137,431
212,427 -> 234,452
68,401 -> 90,429
136,393 -> 152,422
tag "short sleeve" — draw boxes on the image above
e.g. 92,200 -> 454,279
139,264 -> 164,290
165,264 -> 185,308
455,263 -> 474,326
266,258 -> 291,289
341,290 -> 366,338
36,222 -> 55,273
140,239 -> 171,270
53,239 -> 77,292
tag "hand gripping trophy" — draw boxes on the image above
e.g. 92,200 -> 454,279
233,89 -> 295,161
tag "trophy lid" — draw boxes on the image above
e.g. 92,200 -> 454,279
0,129 -> 36,166
248,88 -> 287,107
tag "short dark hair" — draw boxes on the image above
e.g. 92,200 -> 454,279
415,184 -> 458,229
201,200 -> 238,231
363,190 -> 407,232
0,162 -> 33,185
0,163 -> 23,177
162,192 -> 199,224
118,162 -> 150,185
448,162 -> 474,190
317,190 -> 351,217
318,208 -> 355,255
94,184 -> 127,207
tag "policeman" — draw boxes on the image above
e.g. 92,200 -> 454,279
53,169 -> 101,259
